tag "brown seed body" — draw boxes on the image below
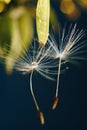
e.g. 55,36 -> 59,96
52,96 -> 59,110
37,110 -> 45,125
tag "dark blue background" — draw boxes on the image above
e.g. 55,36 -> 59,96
0,5 -> 87,130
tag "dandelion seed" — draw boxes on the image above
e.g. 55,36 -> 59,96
4,40 -> 56,124
48,24 -> 87,110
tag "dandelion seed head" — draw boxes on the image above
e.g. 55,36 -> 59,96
48,24 -> 87,65
2,40 -> 57,80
